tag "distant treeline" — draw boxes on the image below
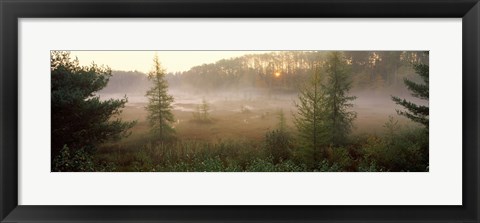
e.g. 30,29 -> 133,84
100,51 -> 428,95
98,70 -> 151,95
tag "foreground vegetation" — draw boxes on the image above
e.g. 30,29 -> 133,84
54,118 -> 428,172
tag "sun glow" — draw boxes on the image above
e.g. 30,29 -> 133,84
274,71 -> 281,77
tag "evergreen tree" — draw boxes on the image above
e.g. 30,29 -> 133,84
277,109 -> 287,132
193,98 -> 211,123
293,52 -> 357,166
199,98 -> 210,121
392,53 -> 429,128
294,65 -> 327,163
145,55 -> 175,140
265,109 -> 292,164
322,52 -> 357,145
51,51 -> 135,166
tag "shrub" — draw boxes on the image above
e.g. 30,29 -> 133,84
275,160 -> 307,172
245,157 -> 277,172
53,145 -> 95,172
328,146 -> 354,171
53,145 -> 117,172
265,129 -> 292,164
358,160 -> 383,172
131,149 -> 155,171
315,160 -> 343,172
195,156 -> 225,172
192,99 -> 213,123
360,127 -> 428,172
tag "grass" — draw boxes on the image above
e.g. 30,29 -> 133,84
97,139 -> 272,172
91,126 -> 428,172
73,100 -> 428,172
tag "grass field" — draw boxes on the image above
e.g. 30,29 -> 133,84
106,93 -> 415,144
88,93 -> 426,172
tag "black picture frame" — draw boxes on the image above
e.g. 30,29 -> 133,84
1,0 -> 479,222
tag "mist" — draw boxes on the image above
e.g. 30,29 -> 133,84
98,51 -> 427,139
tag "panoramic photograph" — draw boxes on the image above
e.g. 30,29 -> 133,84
51,50 -> 429,172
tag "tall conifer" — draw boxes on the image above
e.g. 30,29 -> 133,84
146,54 -> 175,140
392,52 -> 429,128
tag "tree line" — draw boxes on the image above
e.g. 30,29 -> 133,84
169,51 -> 428,93
97,51 -> 428,96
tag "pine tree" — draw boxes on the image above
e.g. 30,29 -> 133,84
145,54 -> 175,140
322,52 -> 357,145
51,51 -> 136,169
392,53 -> 429,128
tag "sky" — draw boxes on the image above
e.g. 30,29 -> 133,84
69,51 -> 270,74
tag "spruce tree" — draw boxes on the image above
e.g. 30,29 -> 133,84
322,52 -> 357,145
145,54 -> 175,140
391,53 -> 429,128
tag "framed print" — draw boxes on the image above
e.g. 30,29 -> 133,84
1,0 -> 479,222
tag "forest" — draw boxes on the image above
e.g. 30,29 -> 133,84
51,50 -> 429,172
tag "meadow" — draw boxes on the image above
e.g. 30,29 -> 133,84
90,92 -> 426,172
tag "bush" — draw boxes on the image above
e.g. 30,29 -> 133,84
360,127 -> 428,172
275,160 -> 307,172
131,149 -> 155,171
195,156 -> 225,172
328,146 -> 354,171
53,145 -> 95,172
358,160 -> 383,172
245,157 -> 277,172
265,130 -> 292,164
191,99 -> 213,123
315,160 -> 343,172
53,145 -> 117,172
